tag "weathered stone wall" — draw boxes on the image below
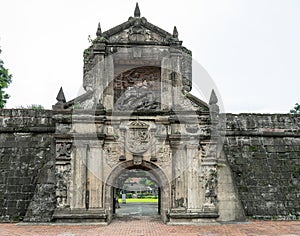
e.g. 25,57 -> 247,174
1,110 -> 300,222
0,109 -> 55,222
223,114 -> 300,220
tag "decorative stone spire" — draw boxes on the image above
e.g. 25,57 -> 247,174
96,22 -> 102,37
56,87 -> 66,103
209,89 -> 218,105
134,2 -> 141,17
173,26 -> 178,39
209,89 -> 219,115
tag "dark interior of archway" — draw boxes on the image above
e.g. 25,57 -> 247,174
113,168 -> 161,218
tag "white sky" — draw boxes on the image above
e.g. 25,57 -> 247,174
0,0 -> 299,113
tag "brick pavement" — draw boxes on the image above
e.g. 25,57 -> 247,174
1,217 -> 300,236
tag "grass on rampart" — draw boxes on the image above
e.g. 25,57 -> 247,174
118,198 -> 158,203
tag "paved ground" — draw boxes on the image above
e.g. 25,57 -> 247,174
1,219 -> 300,236
1,203 -> 300,235
116,202 -> 158,217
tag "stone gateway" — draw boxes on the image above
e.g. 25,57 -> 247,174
0,4 -> 299,224
52,3 -> 244,224
51,3 -> 244,224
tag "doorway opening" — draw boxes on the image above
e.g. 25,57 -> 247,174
105,160 -> 170,223
113,169 -> 160,219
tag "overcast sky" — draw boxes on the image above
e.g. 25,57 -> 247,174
0,0 -> 299,113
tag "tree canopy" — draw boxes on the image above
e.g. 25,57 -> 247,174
0,48 -> 12,108
290,103 -> 300,114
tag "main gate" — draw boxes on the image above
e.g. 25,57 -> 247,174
52,4 -> 244,224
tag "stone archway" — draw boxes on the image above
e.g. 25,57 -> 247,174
104,160 -> 170,223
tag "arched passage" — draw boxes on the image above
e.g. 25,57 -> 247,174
104,160 -> 170,223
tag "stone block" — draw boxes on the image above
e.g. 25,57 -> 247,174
21,185 -> 34,192
6,200 -> 18,208
6,185 -> 20,193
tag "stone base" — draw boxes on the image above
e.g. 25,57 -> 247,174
168,211 -> 220,225
52,208 -> 107,223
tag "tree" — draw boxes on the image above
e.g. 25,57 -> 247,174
290,103 -> 300,114
0,47 -> 12,108
139,178 -> 147,186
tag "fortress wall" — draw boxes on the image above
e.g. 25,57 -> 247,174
223,114 -> 300,219
0,109 -> 55,221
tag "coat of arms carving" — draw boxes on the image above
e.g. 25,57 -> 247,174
126,120 -> 150,154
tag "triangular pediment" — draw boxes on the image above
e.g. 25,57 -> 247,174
101,17 -> 180,45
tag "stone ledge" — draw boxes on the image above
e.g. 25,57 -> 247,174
54,133 -> 106,140
167,212 -> 220,225
0,127 -> 55,133
52,209 -> 107,223
168,212 -> 219,219
223,130 -> 300,137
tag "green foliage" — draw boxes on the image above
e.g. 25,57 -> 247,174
139,177 -> 147,185
217,163 -> 226,168
71,102 -> 81,110
88,35 -> 93,44
16,104 -> 44,110
290,103 -> 300,114
28,104 -> 44,110
138,178 -> 156,188
0,47 -> 12,108
249,146 -> 258,152
83,48 -> 91,63
13,215 -> 24,222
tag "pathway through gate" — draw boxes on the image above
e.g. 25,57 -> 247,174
114,202 -> 160,221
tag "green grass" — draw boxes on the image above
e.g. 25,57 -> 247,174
118,198 -> 158,203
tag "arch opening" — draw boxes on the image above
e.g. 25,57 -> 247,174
104,160 -> 170,223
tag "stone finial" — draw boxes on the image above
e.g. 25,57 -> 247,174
209,89 -> 218,105
56,87 -> 66,103
96,22 -> 102,37
134,2 -> 141,17
209,89 -> 219,115
173,26 -> 178,39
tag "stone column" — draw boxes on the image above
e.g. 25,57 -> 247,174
70,145 -> 87,209
161,56 -> 172,110
102,54 -> 114,110
87,140 -> 104,209
170,141 -> 187,210
94,54 -> 105,100
186,143 -> 201,211
170,47 -> 182,107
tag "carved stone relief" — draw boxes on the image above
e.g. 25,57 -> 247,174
200,166 -> 218,211
126,120 -> 151,154
114,66 -> 161,111
108,26 -> 167,44
177,97 -> 194,111
83,71 -> 95,91
55,124 -> 72,134
103,143 -> 120,167
56,143 -> 72,160
185,124 -> 200,134
133,155 -> 143,165
55,142 -> 72,208
55,164 -> 71,208
157,145 -> 171,162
